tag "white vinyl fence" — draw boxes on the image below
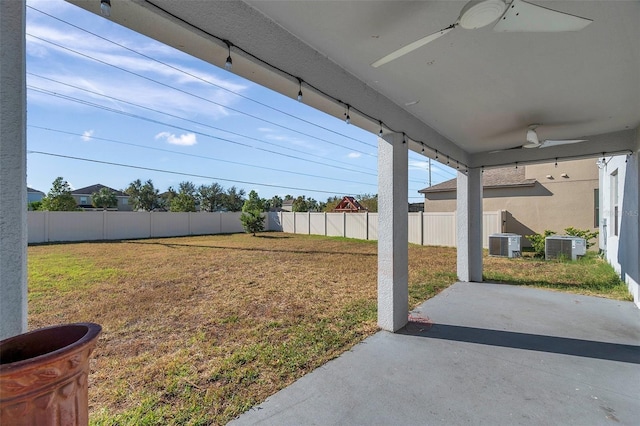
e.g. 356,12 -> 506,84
274,211 -> 503,248
28,211 -> 260,244
27,210 -> 502,248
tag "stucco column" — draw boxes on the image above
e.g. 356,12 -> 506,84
457,168 -> 483,282
0,0 -> 28,340
378,132 -> 408,332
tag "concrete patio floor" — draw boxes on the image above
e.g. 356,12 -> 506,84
231,282 -> 640,425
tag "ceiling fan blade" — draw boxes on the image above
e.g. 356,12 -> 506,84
539,139 -> 588,148
371,25 -> 455,68
493,0 -> 592,32
489,145 -> 523,154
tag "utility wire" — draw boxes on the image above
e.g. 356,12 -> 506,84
26,33 -> 377,157
27,5 -> 376,149
27,150 -> 366,197
28,85 -> 384,179
28,73 -> 379,173
28,125 -> 377,187
28,86 -> 442,185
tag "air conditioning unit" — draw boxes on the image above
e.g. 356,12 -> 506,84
545,236 -> 587,260
489,233 -> 522,258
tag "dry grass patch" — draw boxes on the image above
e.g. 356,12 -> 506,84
28,234 -> 454,425
28,234 -> 628,425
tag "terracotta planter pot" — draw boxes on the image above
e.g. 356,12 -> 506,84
0,323 -> 101,426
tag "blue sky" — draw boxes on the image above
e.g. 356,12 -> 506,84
26,0 -> 456,202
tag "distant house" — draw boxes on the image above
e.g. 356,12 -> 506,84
281,199 -> 294,212
71,184 -> 132,211
419,159 -> 599,248
27,187 -> 45,204
333,196 -> 368,213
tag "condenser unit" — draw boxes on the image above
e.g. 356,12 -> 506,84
489,233 -> 522,258
545,236 -> 586,260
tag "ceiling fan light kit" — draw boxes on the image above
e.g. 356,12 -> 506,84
458,0 -> 507,30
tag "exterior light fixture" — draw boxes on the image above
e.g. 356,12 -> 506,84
297,78 -> 303,102
345,105 -> 350,124
378,121 -> 383,137
224,42 -> 233,71
100,0 -> 111,17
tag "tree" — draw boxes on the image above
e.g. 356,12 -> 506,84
125,179 -> 160,211
40,177 -> 78,211
91,187 -> 117,210
323,196 -> 341,212
198,182 -> 225,212
357,193 -> 378,212
268,195 -> 283,211
240,190 -> 265,236
170,181 -> 197,212
222,186 -> 246,212
28,200 -> 43,211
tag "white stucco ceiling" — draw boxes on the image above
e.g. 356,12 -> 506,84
68,0 -> 640,168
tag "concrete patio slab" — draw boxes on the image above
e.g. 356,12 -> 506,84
231,282 -> 640,425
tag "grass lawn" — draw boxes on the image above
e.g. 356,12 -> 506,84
27,233 -> 630,425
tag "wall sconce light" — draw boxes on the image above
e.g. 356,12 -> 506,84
561,173 -> 569,178
546,175 -> 554,179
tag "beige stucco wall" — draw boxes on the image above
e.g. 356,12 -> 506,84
424,159 -> 599,247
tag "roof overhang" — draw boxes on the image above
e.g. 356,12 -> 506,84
67,0 -> 640,170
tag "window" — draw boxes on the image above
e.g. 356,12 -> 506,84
80,196 -> 88,204
610,170 -> 618,236
122,198 -> 128,205
594,189 -> 599,228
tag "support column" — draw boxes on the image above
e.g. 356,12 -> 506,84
378,133 -> 408,332
0,0 -> 28,339
457,168 -> 483,282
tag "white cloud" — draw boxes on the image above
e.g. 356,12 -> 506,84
25,21 -> 249,120
81,130 -> 94,141
155,132 -> 197,146
347,152 -> 362,159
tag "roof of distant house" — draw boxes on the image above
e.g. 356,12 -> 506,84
71,184 -> 128,197
27,187 -> 45,194
419,167 -> 537,194
334,196 -> 368,212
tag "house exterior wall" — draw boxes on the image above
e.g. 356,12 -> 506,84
71,193 -> 133,211
599,153 -> 640,308
423,159 -> 599,247
27,190 -> 44,204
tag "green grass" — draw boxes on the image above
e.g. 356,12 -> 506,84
484,252 -> 632,300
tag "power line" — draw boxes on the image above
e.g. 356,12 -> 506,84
28,73 -> 379,172
28,125 -> 377,188
27,150 -> 366,197
25,33 -> 378,156
26,5 -> 375,149
28,85 -> 384,179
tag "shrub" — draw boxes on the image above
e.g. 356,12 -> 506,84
564,227 -> 599,249
525,230 -> 556,258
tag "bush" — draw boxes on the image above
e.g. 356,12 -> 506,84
240,210 -> 265,236
564,227 -> 599,249
525,230 -> 556,258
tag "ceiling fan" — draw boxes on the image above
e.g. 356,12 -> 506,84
491,124 -> 588,152
371,0 -> 592,68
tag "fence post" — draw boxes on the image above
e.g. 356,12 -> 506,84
308,211 -> 311,235
102,210 -> 107,240
343,212 -> 346,237
44,211 -> 50,242
366,212 -> 369,240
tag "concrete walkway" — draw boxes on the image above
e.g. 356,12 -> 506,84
231,282 -> 640,425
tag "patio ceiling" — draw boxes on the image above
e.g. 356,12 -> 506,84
68,0 -> 640,169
